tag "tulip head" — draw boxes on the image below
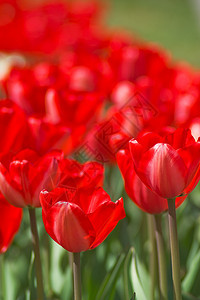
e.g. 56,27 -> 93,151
0,149 -> 63,207
40,186 -> 125,252
129,128 -> 200,199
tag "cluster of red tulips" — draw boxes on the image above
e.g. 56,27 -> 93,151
0,1 -> 200,300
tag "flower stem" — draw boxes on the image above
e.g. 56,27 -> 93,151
167,198 -> 182,300
72,252 -> 82,300
153,214 -> 168,300
147,214 -> 157,300
0,254 -> 6,300
28,208 -> 44,300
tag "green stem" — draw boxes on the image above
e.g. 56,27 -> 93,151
44,233 -> 52,297
167,198 -> 182,300
153,214 -> 168,300
28,208 -> 44,300
0,254 -> 6,300
148,214 -> 157,300
72,252 -> 82,300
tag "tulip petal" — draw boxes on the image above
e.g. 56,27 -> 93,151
117,149 -> 168,214
58,159 -> 104,189
13,149 -> 39,163
9,160 -> 31,205
0,194 -> 22,253
165,128 -> 195,150
40,187 -> 77,215
0,163 -> 25,207
44,201 -> 96,252
138,143 -> 187,198
89,197 -> 125,249
77,187 -> 111,215
177,142 -> 200,191
129,139 -> 144,168
31,159 -> 59,207
137,132 -> 162,149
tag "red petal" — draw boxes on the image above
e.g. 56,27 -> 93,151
13,149 -> 39,164
165,128 -> 195,150
129,139 -> 144,168
89,197 -> 125,249
58,159 -> 104,189
30,152 -> 62,207
117,149 -> 168,214
0,194 -> 22,253
138,143 -> 187,198
0,163 -> 25,207
45,88 -> 61,124
178,142 -> 200,190
137,132 -> 162,150
9,160 -> 31,205
40,187 -> 77,215
76,187 -> 111,214
43,201 -> 96,252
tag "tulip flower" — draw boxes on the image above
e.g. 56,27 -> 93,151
117,149 -> 186,214
117,147 -> 186,300
129,128 -> 200,199
40,186 -> 125,300
0,149 -> 63,208
128,128 -> 200,300
0,194 -> 22,254
0,148 -> 63,300
40,186 -> 125,252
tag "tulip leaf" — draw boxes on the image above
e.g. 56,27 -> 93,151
123,247 -> 135,300
50,239 -> 71,295
26,251 -> 35,299
95,252 -> 125,300
130,248 -> 148,300
182,250 -> 200,293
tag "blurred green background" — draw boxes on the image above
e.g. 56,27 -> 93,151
106,0 -> 200,68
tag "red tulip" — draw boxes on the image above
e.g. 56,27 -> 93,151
40,187 -> 125,252
0,149 -> 63,208
129,128 -> 200,199
117,149 -> 186,214
0,193 -> 22,254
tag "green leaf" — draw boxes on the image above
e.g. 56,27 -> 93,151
130,248 -> 147,300
95,253 -> 125,300
182,250 -> 200,293
123,247 -> 134,300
